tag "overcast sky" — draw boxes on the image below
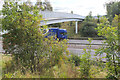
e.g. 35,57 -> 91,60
0,0 -> 118,16
51,0 -> 109,16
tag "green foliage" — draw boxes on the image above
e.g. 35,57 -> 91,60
2,54 -> 108,78
2,1 -> 69,77
68,54 -> 81,66
0,10 -> 2,35
52,63 -> 74,78
80,12 -> 98,37
85,11 -> 93,22
95,15 -> 120,79
4,73 -> 13,78
61,22 -> 76,38
80,22 -> 98,37
79,38 -> 92,78
2,1 -> 44,73
106,1 -> 120,23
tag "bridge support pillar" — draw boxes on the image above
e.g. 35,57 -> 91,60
75,21 -> 78,34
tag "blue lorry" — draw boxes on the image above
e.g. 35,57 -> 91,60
44,28 -> 67,40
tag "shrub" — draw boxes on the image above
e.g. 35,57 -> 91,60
68,54 -> 81,66
79,12 -> 98,37
2,1 -> 69,77
79,38 -> 92,78
95,15 -> 120,79
80,22 -> 98,37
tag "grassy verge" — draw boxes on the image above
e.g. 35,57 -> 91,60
1,54 -> 12,79
0,54 -> 2,80
1,54 -> 107,78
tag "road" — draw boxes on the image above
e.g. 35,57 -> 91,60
68,39 -> 106,45
67,48 -> 106,62
67,39 -> 107,62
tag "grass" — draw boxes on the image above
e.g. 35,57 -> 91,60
0,54 -> 2,80
89,65 -> 107,78
0,54 -> 12,79
1,54 -> 107,78
2,54 -> 12,68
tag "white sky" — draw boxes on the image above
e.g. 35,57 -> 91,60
0,0 -> 119,16
51,0 -> 109,16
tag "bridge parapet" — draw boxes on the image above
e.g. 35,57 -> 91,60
39,10 -> 85,20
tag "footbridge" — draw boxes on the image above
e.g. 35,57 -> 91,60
39,11 -> 85,34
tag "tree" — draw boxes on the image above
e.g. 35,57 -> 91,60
2,1 -> 68,75
79,12 -> 98,37
44,0 -> 53,11
95,15 -> 120,79
35,0 -> 53,11
36,0 -> 44,10
0,17 -> 1,28
106,1 -> 120,23
71,11 -> 73,14
2,1 -> 46,73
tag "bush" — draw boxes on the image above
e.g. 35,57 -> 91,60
79,12 -> 98,37
95,15 -> 120,79
2,1 -> 69,77
61,22 -> 77,38
80,22 -> 98,37
68,54 -> 81,66
79,38 -> 92,78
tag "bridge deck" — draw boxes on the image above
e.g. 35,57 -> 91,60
39,10 -> 85,19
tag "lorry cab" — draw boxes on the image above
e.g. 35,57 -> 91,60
57,29 -> 67,40
44,28 -> 67,40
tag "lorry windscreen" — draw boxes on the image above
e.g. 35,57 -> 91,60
60,32 -> 67,35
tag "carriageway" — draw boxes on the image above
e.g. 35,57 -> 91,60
39,11 -> 85,34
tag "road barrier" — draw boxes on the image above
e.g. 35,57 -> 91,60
68,37 -> 107,40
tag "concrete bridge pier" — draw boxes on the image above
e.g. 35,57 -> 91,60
75,21 -> 78,34
75,21 -> 82,34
